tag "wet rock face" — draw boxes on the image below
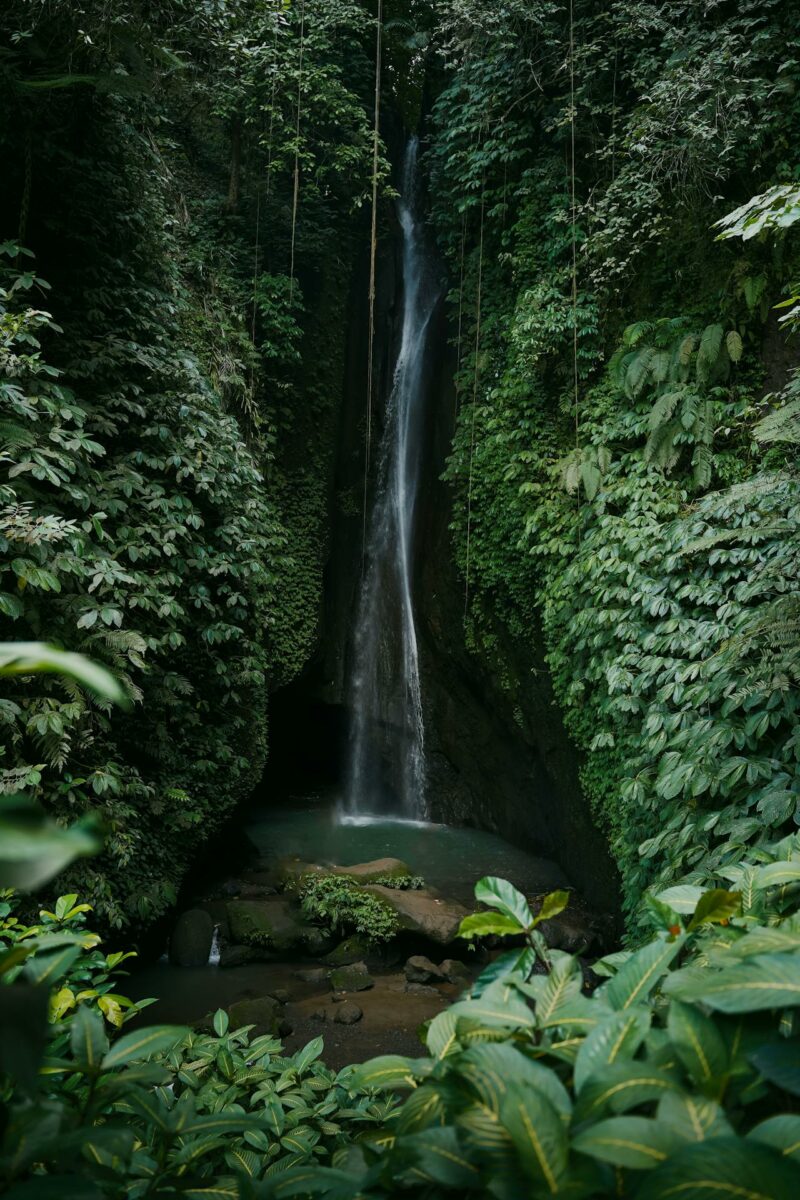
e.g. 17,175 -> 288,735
169,909 -> 214,967
363,886 -> 469,945
226,898 -> 312,951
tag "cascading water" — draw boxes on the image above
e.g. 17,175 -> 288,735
344,136 -> 438,821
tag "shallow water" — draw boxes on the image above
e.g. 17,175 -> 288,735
246,795 -> 567,906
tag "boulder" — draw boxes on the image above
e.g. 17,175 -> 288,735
364,886 -> 469,945
333,858 -> 412,884
404,955 -> 444,983
169,909 -> 214,967
304,926 -> 338,956
295,967 -> 327,985
227,996 -> 281,1036
439,959 -> 470,986
325,934 -> 372,966
311,1008 -> 328,1022
405,981 -> 440,996
218,943 -> 259,969
226,897 -> 311,951
329,962 -> 374,992
334,1001 -> 363,1025
537,910 -> 597,954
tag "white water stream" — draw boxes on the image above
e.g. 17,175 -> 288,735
344,137 -> 438,819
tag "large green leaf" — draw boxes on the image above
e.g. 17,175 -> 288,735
293,1036 -> 324,1074
574,1064 -> 683,1121
665,955 -> 800,1012
606,936 -> 685,1011
687,890 -> 742,931
448,981 -> 536,1031
636,1138 -> 800,1199
748,1115 -> 800,1162
666,1000 -> 727,1091
500,1082 -> 567,1192
71,1004 -> 109,1071
473,877 -> 534,929
458,912 -> 525,939
459,1043 -> 572,1119
572,1116 -> 680,1169
657,1093 -> 733,1143
100,1025 -> 186,1069
0,642 -> 126,704
574,1008 -> 651,1092
750,1042 -> 800,1095
0,796 -> 100,892
347,1055 -> 429,1090
402,1126 -> 482,1189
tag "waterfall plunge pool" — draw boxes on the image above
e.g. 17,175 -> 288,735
245,792 -> 568,906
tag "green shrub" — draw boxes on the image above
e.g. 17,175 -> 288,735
299,875 -> 400,944
371,874 -> 425,891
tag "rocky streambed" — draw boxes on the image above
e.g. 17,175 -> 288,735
128,842 -> 606,1068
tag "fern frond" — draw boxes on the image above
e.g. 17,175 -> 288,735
626,346 -> 655,398
726,330 -> 743,363
648,390 -> 683,432
754,397 -> 800,445
696,323 -> 724,384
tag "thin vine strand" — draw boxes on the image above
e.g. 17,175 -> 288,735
289,0 -> 306,305
362,0 -> 383,562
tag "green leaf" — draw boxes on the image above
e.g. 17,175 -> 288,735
574,1008 -> 651,1092
749,1115 -> 800,1161
347,1055 -> 428,1090
500,1083 -> 567,1192
657,1093 -> 733,1143
636,1138 -> 800,1199
665,955 -> 800,1012
100,1024 -> 186,1069
459,1043 -> 572,1119
0,797 -> 100,892
687,890 -> 741,932
71,1005 -> 109,1071
24,943 -> 82,985
458,912 -> 525,939
666,1000 -> 727,1090
533,890 -> 570,926
0,642 -> 127,705
750,1042 -> 800,1095
293,1035 -> 324,1074
402,1127 -> 481,1188
654,886 -> 704,915
474,877 -> 534,928
213,1008 -> 229,1037
606,936 -> 685,1011
572,1117 -> 680,1169
574,1064 -> 683,1121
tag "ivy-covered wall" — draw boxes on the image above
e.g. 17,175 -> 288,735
0,0 -> 378,928
426,0 -> 800,931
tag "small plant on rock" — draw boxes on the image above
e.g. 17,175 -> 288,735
298,875 -> 399,943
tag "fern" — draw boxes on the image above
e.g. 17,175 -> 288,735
754,397 -> 800,445
696,323 -> 724,385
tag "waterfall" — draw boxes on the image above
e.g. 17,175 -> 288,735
344,136 -> 438,820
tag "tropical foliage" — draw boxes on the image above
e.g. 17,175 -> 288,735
431,0 -> 800,925
0,0 -> 384,927
272,866 -> 800,1198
